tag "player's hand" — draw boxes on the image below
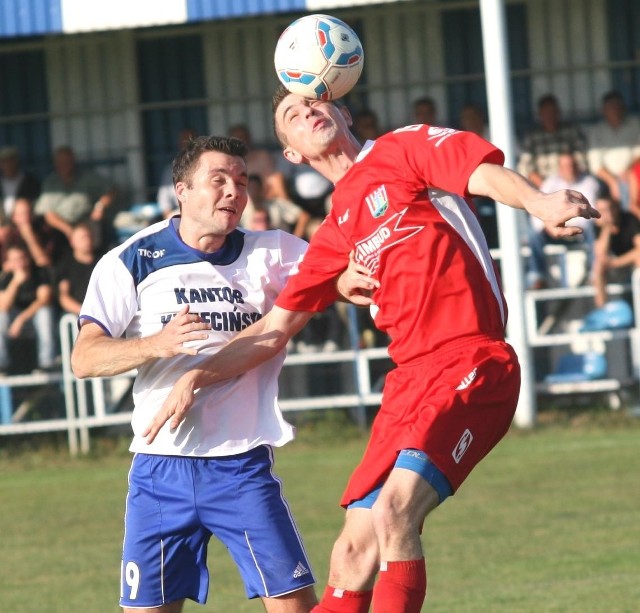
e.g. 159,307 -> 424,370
525,189 -> 600,239
142,371 -> 199,444
154,304 -> 210,357
337,251 -> 380,306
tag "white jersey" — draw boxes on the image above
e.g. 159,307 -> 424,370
79,217 -> 308,457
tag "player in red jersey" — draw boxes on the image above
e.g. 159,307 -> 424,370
144,85 -> 599,612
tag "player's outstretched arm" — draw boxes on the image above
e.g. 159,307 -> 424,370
468,163 -> 600,238
143,306 -> 314,443
71,305 -> 210,378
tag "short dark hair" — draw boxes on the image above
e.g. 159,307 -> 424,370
602,90 -> 624,105
272,84 -> 292,146
172,135 -> 248,188
413,96 -> 436,109
537,93 -> 558,109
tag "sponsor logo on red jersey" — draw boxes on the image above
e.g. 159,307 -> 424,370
354,207 -> 423,272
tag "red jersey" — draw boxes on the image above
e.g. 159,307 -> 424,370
275,124 -> 507,365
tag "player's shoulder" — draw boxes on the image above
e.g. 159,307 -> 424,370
95,218 -> 176,278
375,124 -> 467,149
109,218 -> 172,256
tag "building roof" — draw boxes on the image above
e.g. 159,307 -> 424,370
0,0 -> 405,39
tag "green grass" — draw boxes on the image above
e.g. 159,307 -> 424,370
1,409 -> 639,612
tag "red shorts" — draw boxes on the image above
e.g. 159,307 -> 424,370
341,336 -> 520,507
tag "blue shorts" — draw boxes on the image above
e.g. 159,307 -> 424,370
120,446 -> 315,608
347,449 -> 453,509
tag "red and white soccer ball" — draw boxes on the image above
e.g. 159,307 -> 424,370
274,14 -> 364,101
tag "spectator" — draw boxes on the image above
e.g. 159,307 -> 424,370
517,93 -> 588,188
352,108 -> 382,142
527,152 -> 602,289
290,200 -> 347,354
156,128 -> 197,219
245,206 -> 271,231
0,243 -> 56,374
592,193 -> 640,308
587,90 -> 640,210
459,104 -> 498,248
242,173 -> 302,233
459,103 -> 491,141
628,158 -> 640,220
56,222 -> 97,315
0,146 -> 41,224
0,198 -> 55,269
412,96 -> 438,125
228,123 -> 291,202
289,165 -> 334,240
34,145 -> 116,257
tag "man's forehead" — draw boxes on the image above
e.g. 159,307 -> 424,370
198,150 -> 246,170
278,93 -> 313,118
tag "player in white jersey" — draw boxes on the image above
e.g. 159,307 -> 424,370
71,136 -> 318,612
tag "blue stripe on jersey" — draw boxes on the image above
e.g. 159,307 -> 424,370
118,223 -> 246,286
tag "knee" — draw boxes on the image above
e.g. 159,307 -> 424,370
331,527 -> 379,574
370,493 -> 415,545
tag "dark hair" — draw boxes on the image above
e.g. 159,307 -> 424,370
413,96 -> 436,109
537,93 -> 558,109
602,90 -> 624,105
272,84 -> 292,146
172,135 -> 248,188
72,220 -> 94,235
4,240 -> 33,264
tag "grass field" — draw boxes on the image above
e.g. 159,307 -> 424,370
1,408 -> 639,612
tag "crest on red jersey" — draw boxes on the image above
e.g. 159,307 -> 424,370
365,185 -> 389,218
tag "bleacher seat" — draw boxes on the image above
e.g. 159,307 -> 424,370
545,351 -> 608,383
113,202 -> 163,243
580,299 -> 634,332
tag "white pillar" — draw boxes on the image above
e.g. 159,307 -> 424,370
479,0 -> 536,427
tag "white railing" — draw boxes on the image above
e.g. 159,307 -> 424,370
0,310 -> 391,454
3,267 -> 640,454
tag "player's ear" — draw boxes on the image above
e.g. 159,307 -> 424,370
283,147 -> 304,165
175,182 -> 187,204
339,105 -> 353,127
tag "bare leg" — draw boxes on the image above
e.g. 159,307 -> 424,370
324,507 -> 379,591
262,585 -> 318,612
371,468 -> 439,561
123,600 -> 184,613
368,468 -> 440,613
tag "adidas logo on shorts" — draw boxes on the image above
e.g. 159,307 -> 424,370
293,561 -> 310,578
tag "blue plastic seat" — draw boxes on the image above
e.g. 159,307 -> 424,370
544,351 -> 608,383
579,299 -> 633,332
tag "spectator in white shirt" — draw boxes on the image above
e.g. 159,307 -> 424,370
527,151 -> 603,288
587,90 -> 640,210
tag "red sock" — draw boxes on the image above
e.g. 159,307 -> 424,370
371,558 -> 427,613
311,585 -> 373,613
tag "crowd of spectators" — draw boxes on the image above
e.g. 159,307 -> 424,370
0,145 -> 107,375
2,89 -> 639,374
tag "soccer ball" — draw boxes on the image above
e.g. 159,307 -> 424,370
274,14 -> 364,101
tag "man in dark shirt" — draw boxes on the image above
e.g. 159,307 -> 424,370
56,222 -> 97,315
0,243 -> 56,373
0,146 -> 41,225
592,193 -> 640,307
